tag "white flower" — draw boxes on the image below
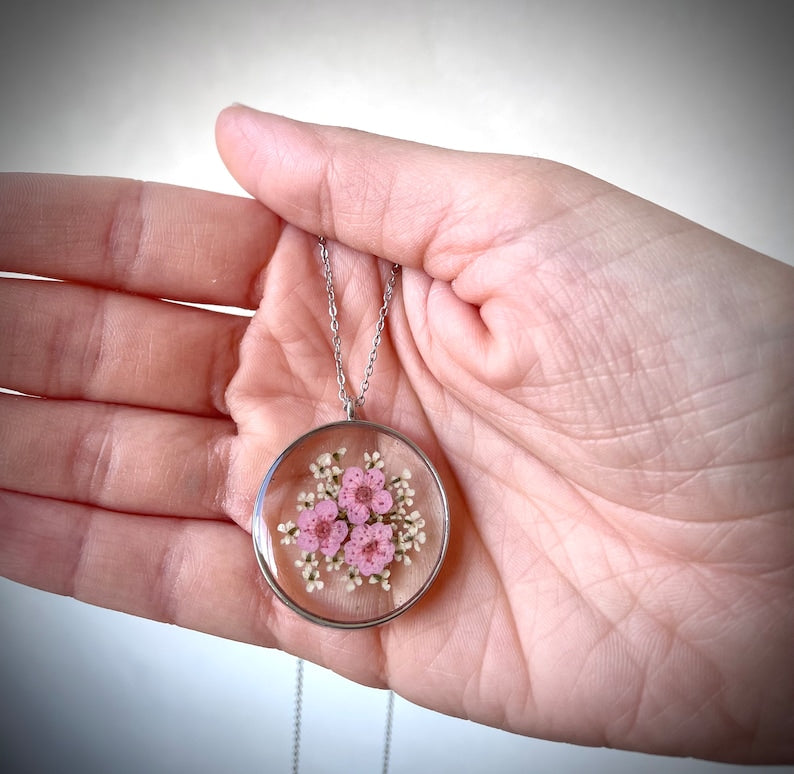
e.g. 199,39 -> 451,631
394,535 -> 413,565
278,520 -> 299,545
364,450 -> 385,470
401,468 -> 412,481
325,551 -> 344,571
296,553 -> 323,591
405,511 -> 425,530
394,549 -> 412,566
295,551 -> 318,571
345,567 -> 362,592
310,452 -> 334,479
295,491 -> 316,512
369,568 -> 391,591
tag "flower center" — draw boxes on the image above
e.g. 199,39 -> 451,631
355,485 -> 373,503
361,539 -> 379,560
315,520 -> 332,539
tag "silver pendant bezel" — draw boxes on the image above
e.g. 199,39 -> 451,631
252,419 -> 450,629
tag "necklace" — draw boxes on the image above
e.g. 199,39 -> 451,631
252,237 -> 450,628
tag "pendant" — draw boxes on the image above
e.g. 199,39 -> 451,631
253,420 -> 449,628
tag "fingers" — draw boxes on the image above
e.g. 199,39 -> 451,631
0,393 -> 236,521
0,490 -> 278,648
0,173 -> 280,308
0,490 -> 387,685
0,278 -> 246,415
215,106 -> 595,281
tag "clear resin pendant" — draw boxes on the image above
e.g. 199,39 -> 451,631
253,420 -> 449,628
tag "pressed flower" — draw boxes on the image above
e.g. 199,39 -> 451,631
369,568 -> 391,591
364,450 -> 385,470
305,576 -> 324,593
296,500 -> 348,557
325,551 -> 344,570
338,466 -> 393,525
277,520 -> 299,545
283,448 -> 421,592
344,522 -> 396,576
296,491 -> 315,511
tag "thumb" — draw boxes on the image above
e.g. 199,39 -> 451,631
214,106 -> 593,282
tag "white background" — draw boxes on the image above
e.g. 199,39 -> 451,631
1,1 -> 792,772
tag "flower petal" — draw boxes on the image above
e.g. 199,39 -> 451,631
341,466 -> 364,488
330,520 -> 348,543
370,489 -> 393,515
364,468 -> 385,490
296,510 -> 315,530
296,532 -> 319,552
314,499 -> 338,520
347,502 -> 370,525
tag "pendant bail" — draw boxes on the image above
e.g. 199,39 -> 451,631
344,396 -> 357,421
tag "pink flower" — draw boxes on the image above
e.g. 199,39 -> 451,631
344,523 -> 395,577
296,500 -> 347,557
337,466 -> 393,525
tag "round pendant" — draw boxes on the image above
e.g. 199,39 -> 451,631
253,420 -> 449,628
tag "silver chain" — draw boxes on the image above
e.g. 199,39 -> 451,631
291,658 -> 394,774
319,236 -> 400,420
291,658 -> 303,774
382,689 -> 395,774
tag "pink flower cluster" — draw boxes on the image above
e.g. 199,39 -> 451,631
294,464 -> 396,577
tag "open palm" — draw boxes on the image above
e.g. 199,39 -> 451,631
1,107 -> 791,764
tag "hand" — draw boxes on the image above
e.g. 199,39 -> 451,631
1,106 -> 791,763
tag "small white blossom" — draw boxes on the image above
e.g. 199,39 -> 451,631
299,553 -> 323,592
364,450 -> 385,470
345,567 -> 362,592
295,551 -> 318,570
277,520 -> 299,545
325,551 -> 344,570
295,491 -> 315,511
369,568 -> 391,591
310,452 -> 335,479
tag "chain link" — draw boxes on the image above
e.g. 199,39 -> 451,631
319,236 -> 400,419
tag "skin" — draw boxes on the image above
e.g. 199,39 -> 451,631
0,105 -> 792,763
